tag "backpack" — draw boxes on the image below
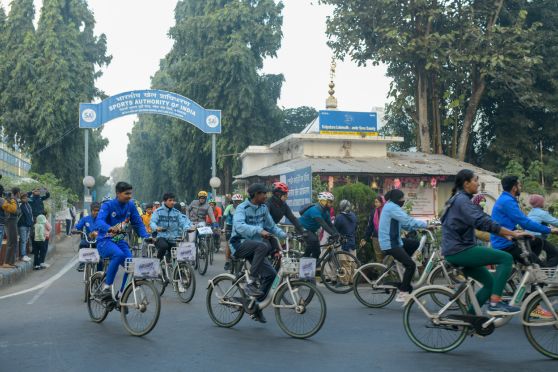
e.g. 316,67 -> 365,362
298,203 -> 314,216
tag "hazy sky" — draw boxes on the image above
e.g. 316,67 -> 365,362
1,0 -> 391,176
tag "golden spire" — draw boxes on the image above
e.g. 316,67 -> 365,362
326,57 -> 338,109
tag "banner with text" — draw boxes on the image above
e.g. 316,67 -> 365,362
280,167 -> 312,216
79,90 -> 221,134
319,110 -> 377,136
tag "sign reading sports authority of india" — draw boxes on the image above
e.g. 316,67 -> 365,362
79,90 -> 221,134
319,110 -> 377,136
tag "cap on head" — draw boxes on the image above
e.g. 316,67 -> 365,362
247,183 -> 268,197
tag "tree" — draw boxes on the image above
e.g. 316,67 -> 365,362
276,106 -> 318,140
322,0 -> 541,160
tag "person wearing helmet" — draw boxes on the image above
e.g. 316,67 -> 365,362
179,201 -> 188,215
230,183 -> 287,322
188,190 -> 217,227
266,182 -> 305,234
72,202 -> 101,272
298,191 -> 340,259
223,193 -> 243,270
205,199 -> 222,225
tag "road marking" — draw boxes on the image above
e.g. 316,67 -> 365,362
0,255 -> 78,301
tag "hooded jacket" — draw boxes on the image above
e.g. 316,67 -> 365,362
150,205 -> 191,240
229,200 -> 287,254
34,214 -> 47,242
378,201 -> 427,250
334,211 -> 357,251
188,199 -> 216,224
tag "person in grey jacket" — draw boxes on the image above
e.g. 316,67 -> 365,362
441,169 -> 529,316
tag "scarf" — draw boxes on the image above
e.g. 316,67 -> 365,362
372,196 -> 385,232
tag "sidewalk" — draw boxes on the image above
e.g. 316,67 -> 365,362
0,235 -> 76,290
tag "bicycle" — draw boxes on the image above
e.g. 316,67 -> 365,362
75,231 -> 98,303
189,222 -> 212,275
206,237 -> 326,339
403,237 -> 558,359
352,228 -> 461,308
86,254 -> 161,337
292,234 -> 360,294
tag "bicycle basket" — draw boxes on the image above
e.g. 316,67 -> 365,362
537,267 -> 558,284
124,258 -> 161,279
78,248 -> 100,263
281,257 -> 300,275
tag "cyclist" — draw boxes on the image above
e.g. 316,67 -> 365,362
230,183 -> 287,323
206,199 -> 222,224
94,182 -> 150,300
179,202 -> 188,215
441,169 -> 530,315
526,194 -> 558,267
266,182 -> 305,234
141,203 -> 154,234
73,202 -> 101,272
298,191 -> 339,259
334,200 -> 357,254
188,191 -> 217,227
491,176 -> 558,265
223,193 -> 243,271
150,192 -> 191,260
378,189 -> 427,303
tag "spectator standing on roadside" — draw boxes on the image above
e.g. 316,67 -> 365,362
3,188 -> 20,268
18,193 -> 34,262
33,214 -> 48,270
28,187 -> 50,218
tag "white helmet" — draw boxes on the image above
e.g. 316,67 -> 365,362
317,191 -> 334,201
180,202 -> 186,207
232,193 -> 243,201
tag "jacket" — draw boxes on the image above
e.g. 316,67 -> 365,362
334,211 -> 357,251
0,197 -> 17,225
75,215 -> 97,235
18,202 -> 34,227
378,201 -> 427,250
142,213 -> 152,233
224,204 -> 235,226
206,206 -> 222,224
527,208 -> 558,238
266,195 -> 304,233
150,206 -> 191,240
441,192 -> 501,256
188,200 -> 216,224
94,198 -> 149,241
34,214 -> 47,242
27,192 -> 50,217
490,192 -> 550,250
298,204 -> 338,235
229,200 -> 287,254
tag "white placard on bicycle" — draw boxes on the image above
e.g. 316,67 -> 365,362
78,248 -> 100,263
299,257 -> 316,279
132,258 -> 162,279
177,242 -> 196,262
197,226 -> 213,235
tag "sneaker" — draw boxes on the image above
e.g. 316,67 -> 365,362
40,263 -> 50,268
251,309 -> 267,324
77,264 -> 85,272
530,306 -> 554,320
243,282 -> 264,298
224,261 -> 231,271
99,287 -> 113,300
22,256 -> 31,262
33,265 -> 41,270
177,283 -> 186,293
487,301 -> 521,316
395,291 -> 410,303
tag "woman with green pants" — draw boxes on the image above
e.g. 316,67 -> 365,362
441,169 -> 530,316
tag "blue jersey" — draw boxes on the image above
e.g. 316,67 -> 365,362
75,215 -> 96,235
95,198 -> 149,241
298,204 -> 330,233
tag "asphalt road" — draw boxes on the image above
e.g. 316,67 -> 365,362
0,237 -> 555,372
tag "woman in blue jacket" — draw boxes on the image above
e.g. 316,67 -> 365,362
334,200 -> 357,253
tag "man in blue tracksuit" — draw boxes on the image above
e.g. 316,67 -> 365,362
150,192 -> 191,260
95,182 -> 150,299
491,176 -> 556,265
379,189 -> 427,302
73,202 -> 101,271
230,183 -> 287,323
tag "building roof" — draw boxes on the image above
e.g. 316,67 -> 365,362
235,151 -> 497,179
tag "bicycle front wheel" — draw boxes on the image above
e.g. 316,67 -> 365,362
523,288 -> 558,359
320,251 -> 360,294
403,287 -> 468,353
206,275 -> 244,327
198,239 -> 209,275
87,272 -> 109,323
274,280 -> 327,339
353,263 -> 397,308
120,280 -> 161,337
173,263 -> 196,303
83,264 -> 93,303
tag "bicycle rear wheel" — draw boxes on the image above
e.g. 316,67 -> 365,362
87,272 -> 109,323
353,263 -> 397,308
206,275 -> 244,327
274,280 -> 326,339
198,239 -> 209,275
121,280 -> 161,337
523,288 -> 558,359
403,287 -> 468,353
173,263 -> 196,303
320,251 -> 360,294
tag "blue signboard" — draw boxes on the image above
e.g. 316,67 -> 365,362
319,110 -> 377,135
79,90 -> 221,134
280,167 -> 312,214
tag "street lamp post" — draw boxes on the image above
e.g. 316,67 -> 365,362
82,175 -> 95,214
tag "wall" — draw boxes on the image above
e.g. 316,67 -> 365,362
241,149 -> 281,175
